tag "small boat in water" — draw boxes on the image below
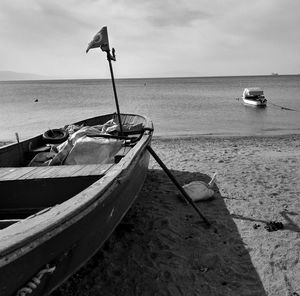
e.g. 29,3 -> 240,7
0,112 -> 153,296
242,87 -> 267,107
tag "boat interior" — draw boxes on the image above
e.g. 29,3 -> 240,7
0,114 -> 150,230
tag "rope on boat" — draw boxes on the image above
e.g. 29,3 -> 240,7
16,264 -> 56,296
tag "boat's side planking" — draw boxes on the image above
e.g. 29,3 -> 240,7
0,131 -> 152,296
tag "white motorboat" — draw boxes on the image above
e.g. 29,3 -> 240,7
242,87 -> 267,107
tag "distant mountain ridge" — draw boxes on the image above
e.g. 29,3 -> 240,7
0,71 -> 49,81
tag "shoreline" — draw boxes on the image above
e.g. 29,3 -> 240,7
152,132 -> 300,141
0,141 -> 13,147
1,132 -> 300,148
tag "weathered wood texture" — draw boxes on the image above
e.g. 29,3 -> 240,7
0,164 -> 113,212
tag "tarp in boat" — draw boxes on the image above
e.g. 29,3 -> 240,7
50,121 -> 124,165
55,136 -> 123,165
29,120 -> 125,166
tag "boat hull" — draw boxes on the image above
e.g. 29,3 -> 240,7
242,97 -> 267,107
0,113 -> 153,296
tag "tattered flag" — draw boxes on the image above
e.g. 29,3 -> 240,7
86,26 -> 109,53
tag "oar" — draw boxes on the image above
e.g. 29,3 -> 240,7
147,145 -> 211,227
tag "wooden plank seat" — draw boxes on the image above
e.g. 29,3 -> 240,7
0,164 -> 114,213
0,163 -> 113,181
0,145 -> 132,220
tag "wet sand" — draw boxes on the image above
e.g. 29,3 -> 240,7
2,134 -> 300,295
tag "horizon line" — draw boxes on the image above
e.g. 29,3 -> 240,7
1,73 -> 300,82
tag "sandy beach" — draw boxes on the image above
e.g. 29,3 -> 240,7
2,134 -> 299,296
47,134 -> 299,296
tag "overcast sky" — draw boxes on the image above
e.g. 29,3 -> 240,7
0,0 -> 299,79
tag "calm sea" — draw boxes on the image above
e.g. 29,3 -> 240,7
0,75 -> 299,142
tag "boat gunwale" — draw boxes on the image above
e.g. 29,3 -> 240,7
0,112 -> 151,152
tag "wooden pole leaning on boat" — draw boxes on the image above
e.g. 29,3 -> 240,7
146,145 -> 211,227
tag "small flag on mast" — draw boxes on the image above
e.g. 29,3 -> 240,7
86,26 -> 109,53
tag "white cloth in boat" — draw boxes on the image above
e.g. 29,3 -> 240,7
29,120 -> 125,166
53,136 -> 123,165
49,124 -> 124,165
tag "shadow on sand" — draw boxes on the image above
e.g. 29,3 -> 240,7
53,169 -> 266,296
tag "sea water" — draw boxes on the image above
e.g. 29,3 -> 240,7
0,75 -> 299,141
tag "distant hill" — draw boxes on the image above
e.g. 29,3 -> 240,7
0,71 -> 50,81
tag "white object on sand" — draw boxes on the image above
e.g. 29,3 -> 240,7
183,173 -> 217,202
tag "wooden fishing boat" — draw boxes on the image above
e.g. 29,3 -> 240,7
0,112 -> 153,296
242,87 -> 267,107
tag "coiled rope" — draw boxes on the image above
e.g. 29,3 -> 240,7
16,264 -> 56,296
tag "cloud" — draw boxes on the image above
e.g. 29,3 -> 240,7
142,0 -> 210,27
0,1 -> 90,40
0,0 -> 299,77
